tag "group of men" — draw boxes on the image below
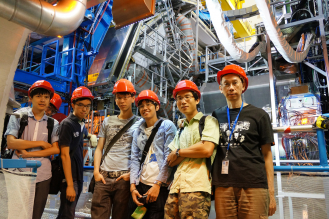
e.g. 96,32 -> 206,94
5,64 -> 276,219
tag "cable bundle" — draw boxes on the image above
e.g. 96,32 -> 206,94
297,33 -> 314,52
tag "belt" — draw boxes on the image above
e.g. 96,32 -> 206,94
100,170 -> 129,178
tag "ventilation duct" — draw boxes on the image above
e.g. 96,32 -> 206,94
255,0 -> 311,63
0,0 -> 87,36
206,0 -> 266,63
176,13 -> 195,72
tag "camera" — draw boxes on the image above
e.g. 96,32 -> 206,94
137,195 -> 148,204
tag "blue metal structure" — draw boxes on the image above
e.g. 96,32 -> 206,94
14,0 -> 114,114
0,158 -> 42,173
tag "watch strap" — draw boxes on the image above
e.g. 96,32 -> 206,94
176,149 -> 180,157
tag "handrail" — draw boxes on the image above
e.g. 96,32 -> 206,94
0,158 -> 42,173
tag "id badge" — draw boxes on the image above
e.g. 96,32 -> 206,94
221,159 -> 229,174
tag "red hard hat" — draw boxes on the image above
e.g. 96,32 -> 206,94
28,80 -> 54,98
112,79 -> 136,95
71,86 -> 94,102
135,90 -> 160,106
52,113 -> 67,124
217,64 -> 249,93
173,80 -> 201,99
50,93 -> 62,111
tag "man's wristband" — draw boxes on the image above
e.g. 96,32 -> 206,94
131,188 -> 137,193
154,181 -> 162,186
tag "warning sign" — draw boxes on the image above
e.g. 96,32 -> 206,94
88,73 -> 99,83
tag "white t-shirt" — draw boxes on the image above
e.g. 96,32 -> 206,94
99,115 -> 141,171
140,126 -> 160,186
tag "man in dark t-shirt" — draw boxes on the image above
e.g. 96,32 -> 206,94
57,86 -> 94,219
212,64 -> 276,219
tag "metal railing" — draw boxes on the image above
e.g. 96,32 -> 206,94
19,40 -> 85,83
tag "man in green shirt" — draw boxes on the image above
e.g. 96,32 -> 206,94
165,80 -> 219,218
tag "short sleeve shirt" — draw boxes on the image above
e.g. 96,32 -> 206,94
99,115 -> 142,171
168,112 -> 219,194
4,107 -> 59,183
211,104 -> 274,188
58,113 -> 85,182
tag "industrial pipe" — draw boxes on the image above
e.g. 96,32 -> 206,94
273,125 -> 315,133
317,129 -> 328,166
255,0 -> 311,63
176,13 -> 195,71
206,0 -> 266,63
274,166 -> 329,172
0,0 -> 87,36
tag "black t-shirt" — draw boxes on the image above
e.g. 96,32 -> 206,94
211,104 -> 274,188
59,113 -> 85,182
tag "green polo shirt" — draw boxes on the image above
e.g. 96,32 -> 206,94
169,112 -> 219,194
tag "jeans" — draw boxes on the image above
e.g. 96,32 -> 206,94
91,177 -> 130,219
127,182 -> 169,219
56,180 -> 83,219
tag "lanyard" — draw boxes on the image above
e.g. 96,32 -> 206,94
225,101 -> 244,159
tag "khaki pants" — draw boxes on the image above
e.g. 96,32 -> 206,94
164,191 -> 211,219
214,187 -> 269,219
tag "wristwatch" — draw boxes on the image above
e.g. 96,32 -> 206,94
154,181 -> 162,186
176,149 -> 180,157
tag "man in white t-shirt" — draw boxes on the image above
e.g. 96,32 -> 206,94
128,90 -> 176,218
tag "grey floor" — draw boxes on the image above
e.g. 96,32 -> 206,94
41,171 -> 326,219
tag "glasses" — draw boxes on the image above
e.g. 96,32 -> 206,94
176,95 -> 194,102
76,103 -> 91,109
139,102 -> 154,109
115,95 -> 131,101
222,81 -> 241,88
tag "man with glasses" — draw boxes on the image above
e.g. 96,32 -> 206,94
165,80 -> 219,218
212,64 -> 276,218
57,86 -> 94,219
91,79 -> 142,219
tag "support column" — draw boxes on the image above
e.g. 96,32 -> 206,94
195,0 -> 199,75
0,18 -> 30,145
267,34 -> 284,219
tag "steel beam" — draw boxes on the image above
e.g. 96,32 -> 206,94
14,69 -> 68,93
303,61 -> 327,77
278,16 -> 324,29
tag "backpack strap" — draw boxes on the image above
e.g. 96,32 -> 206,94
178,127 -> 184,138
199,115 -> 212,179
140,120 -> 164,169
47,117 -> 55,144
1,114 -> 11,156
18,112 -> 29,139
199,116 -> 207,138
7,112 -> 29,158
100,116 -> 139,163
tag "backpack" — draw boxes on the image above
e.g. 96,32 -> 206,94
1,112 -> 54,159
